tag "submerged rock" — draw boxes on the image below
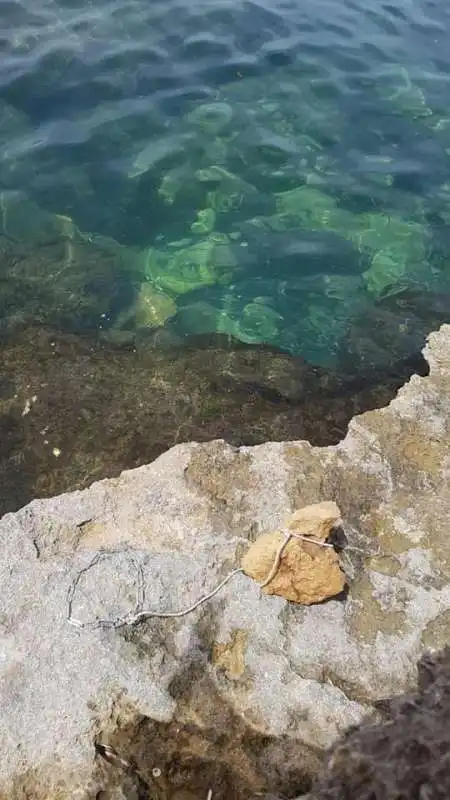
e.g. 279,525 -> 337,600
0,325 -> 426,516
187,101 -> 234,134
128,282 -> 177,329
351,212 -> 429,298
142,234 -> 237,296
0,192 -> 139,333
128,133 -> 193,179
191,207 -> 216,234
0,324 -> 448,798
338,287 -> 450,375
238,298 -> 283,342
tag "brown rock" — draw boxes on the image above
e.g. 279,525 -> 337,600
212,629 -> 249,679
284,501 -> 342,540
241,502 -> 346,604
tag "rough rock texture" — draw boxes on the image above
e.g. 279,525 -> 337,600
0,323 -> 449,798
241,502 -> 346,604
310,646 -> 450,800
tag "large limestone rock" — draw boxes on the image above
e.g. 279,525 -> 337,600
0,324 -> 449,798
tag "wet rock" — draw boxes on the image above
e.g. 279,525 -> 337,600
0,324 -> 449,797
339,287 -> 450,375
0,193 -> 138,332
0,326 -> 426,516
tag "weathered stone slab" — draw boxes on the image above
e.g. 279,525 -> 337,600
0,324 -> 449,798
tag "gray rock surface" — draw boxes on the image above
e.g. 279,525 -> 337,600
0,324 -> 449,799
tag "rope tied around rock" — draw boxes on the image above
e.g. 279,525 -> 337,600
67,525 -> 396,631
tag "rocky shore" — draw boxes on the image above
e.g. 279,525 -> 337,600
0,323 -> 449,798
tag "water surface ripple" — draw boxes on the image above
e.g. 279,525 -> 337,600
1,0 -> 450,365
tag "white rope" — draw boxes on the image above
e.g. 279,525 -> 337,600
67,548 -> 245,630
67,532 -> 395,631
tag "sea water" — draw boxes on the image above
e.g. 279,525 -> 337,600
1,0 -> 450,367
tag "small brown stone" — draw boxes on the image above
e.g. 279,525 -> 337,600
212,629 -> 248,679
241,502 -> 346,605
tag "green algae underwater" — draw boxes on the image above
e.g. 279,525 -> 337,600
2,69 -> 450,366
0,189 -> 440,516
1,0 -> 450,513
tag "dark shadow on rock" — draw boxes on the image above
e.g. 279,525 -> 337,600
91,659 -> 321,800
309,646 -> 450,800
0,324 -> 429,517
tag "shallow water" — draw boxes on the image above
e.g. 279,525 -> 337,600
1,0 -> 450,363
0,0 -> 450,510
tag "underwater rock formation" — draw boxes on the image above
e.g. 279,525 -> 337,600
338,286 -> 450,375
0,192 -> 139,333
1,179 -> 447,369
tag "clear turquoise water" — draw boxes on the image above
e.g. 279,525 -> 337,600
1,0 -> 450,367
